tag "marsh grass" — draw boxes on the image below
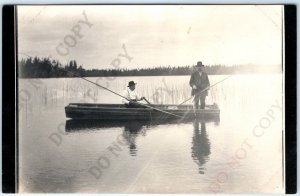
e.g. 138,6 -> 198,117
19,74 -> 281,117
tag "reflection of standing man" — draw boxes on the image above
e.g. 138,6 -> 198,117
189,61 -> 210,110
191,119 -> 210,174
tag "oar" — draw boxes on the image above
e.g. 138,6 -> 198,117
136,101 -> 182,118
177,75 -> 233,106
143,97 -> 151,105
79,77 -> 183,118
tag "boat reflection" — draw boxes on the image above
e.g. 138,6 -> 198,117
191,119 -> 211,174
65,119 -> 151,132
65,117 -> 219,132
65,117 -> 217,157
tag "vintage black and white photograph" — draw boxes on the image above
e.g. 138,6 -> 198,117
17,5 -> 284,193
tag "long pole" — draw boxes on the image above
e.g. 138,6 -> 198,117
73,72 -> 184,119
79,77 -> 182,118
177,75 -> 233,106
19,54 -> 183,118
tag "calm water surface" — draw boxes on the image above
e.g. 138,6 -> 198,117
18,75 -> 284,193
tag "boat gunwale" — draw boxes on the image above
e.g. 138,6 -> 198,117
65,108 -> 220,115
65,106 -> 220,112
65,103 -> 220,111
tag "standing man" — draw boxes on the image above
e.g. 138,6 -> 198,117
122,81 -> 145,108
189,61 -> 210,111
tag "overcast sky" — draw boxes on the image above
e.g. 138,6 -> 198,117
18,5 -> 282,69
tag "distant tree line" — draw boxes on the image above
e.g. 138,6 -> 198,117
18,56 -> 281,78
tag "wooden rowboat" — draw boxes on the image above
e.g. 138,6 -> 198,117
65,103 -> 220,120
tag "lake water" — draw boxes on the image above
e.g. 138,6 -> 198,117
18,75 -> 284,193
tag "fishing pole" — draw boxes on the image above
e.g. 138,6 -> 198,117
79,76 -> 183,118
177,75 -> 234,106
18,54 -> 182,118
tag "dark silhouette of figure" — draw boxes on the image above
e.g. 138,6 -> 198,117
122,122 -> 146,156
191,119 -> 211,174
189,61 -> 210,111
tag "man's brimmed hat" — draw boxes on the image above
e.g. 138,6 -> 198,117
128,81 -> 137,87
195,61 -> 204,67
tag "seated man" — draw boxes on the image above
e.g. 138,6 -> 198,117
122,81 -> 145,108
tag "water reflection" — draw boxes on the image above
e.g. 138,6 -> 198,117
65,118 -> 219,132
65,119 -> 150,132
122,122 -> 146,156
191,119 -> 211,174
65,118 -> 216,158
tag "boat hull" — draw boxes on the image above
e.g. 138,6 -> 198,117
65,103 -> 220,121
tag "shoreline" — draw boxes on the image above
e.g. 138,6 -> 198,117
18,72 -> 282,79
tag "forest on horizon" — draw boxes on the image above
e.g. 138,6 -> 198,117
18,56 -> 282,78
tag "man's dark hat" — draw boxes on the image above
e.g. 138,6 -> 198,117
195,61 -> 204,67
128,81 -> 137,87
